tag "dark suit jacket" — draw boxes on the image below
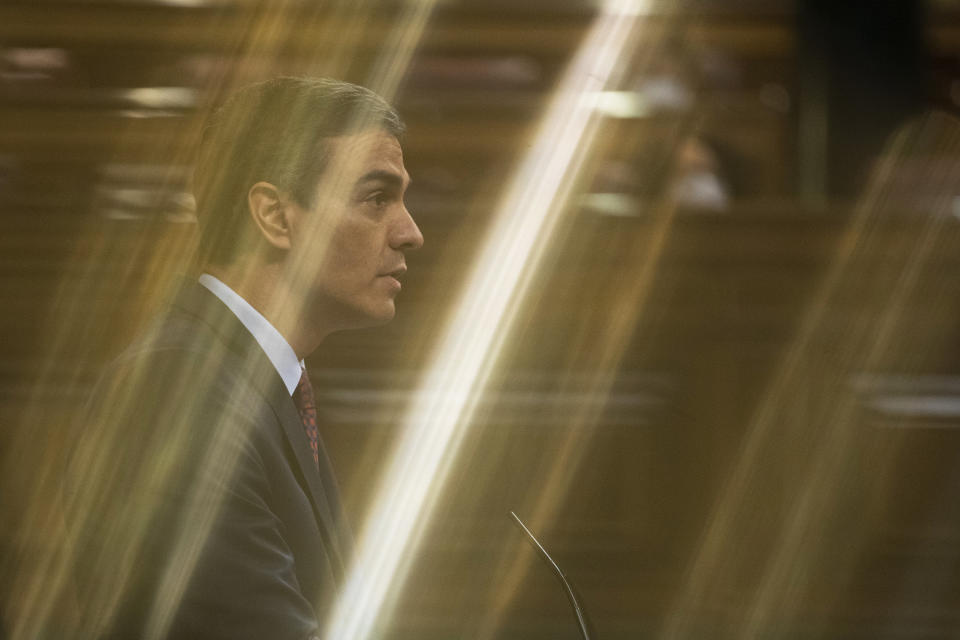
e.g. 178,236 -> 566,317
66,283 -> 350,639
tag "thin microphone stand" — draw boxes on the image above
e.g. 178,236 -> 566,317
509,511 -> 593,640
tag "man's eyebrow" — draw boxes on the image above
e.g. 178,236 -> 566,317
355,170 -> 410,189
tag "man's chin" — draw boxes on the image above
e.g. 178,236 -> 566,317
344,301 -> 396,331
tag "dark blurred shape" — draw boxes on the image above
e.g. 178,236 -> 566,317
798,0 -> 928,198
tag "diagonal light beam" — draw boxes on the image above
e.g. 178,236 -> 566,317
325,2 -> 648,638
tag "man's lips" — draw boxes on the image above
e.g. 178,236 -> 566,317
380,266 -> 406,290
380,266 -> 406,280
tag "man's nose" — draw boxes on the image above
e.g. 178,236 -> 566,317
392,206 -> 424,251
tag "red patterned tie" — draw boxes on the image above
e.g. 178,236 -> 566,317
292,368 -> 320,469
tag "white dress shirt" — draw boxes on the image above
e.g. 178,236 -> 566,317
198,273 -> 304,396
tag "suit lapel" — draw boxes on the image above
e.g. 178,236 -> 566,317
171,282 -> 347,578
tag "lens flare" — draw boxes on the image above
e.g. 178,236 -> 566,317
325,2 -> 649,638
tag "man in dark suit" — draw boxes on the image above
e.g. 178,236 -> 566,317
66,77 -> 423,639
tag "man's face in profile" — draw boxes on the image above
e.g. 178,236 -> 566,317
285,128 -> 423,331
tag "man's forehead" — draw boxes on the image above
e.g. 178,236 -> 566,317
326,129 -> 408,185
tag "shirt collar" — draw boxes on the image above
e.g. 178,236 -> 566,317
198,273 -> 304,396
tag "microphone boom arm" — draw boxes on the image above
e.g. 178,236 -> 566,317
509,511 -> 593,640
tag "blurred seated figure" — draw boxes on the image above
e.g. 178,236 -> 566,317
669,134 -> 731,212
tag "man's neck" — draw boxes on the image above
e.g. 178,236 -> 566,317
203,262 -> 326,359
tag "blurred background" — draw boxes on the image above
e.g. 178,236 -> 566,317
3,0 -> 960,638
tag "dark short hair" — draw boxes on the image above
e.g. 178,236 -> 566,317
193,77 -> 405,265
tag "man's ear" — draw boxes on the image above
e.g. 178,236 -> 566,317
248,181 -> 294,251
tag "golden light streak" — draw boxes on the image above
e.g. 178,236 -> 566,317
474,189 -> 686,638
658,137 -> 907,640
325,2 -> 648,638
470,13 -> 697,634
659,112 -> 960,640
363,0 -> 435,103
